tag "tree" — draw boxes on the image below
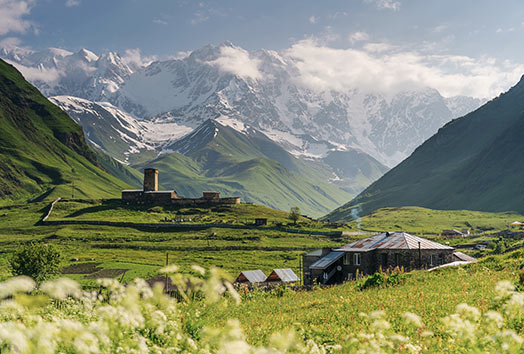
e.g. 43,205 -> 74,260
9,243 -> 61,282
289,207 -> 300,225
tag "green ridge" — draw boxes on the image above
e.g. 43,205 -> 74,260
0,59 -> 130,203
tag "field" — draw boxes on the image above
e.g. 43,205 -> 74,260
347,206 -> 523,234
0,200 -> 349,287
195,254 -> 522,345
2,199 -> 524,351
2,200 -> 521,287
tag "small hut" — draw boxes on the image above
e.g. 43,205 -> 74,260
235,270 -> 267,284
265,269 -> 300,283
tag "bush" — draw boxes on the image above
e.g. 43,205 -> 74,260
288,206 -> 300,225
9,243 -> 61,282
357,269 -> 406,290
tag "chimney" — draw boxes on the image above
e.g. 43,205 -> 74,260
143,168 -> 158,191
385,232 -> 390,237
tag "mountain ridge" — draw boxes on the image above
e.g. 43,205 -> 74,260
1,42 -> 484,168
324,75 -> 524,222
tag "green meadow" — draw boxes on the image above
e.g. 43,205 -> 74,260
1,198 -> 524,350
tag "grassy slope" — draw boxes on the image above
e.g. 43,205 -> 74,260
0,59 -> 130,203
1,199 -> 517,287
0,200 -> 347,287
135,121 -> 354,218
325,75 -> 524,222
198,256 -> 517,345
347,206 -> 523,234
2,199 -> 522,347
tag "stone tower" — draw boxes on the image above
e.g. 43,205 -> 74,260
143,168 -> 158,191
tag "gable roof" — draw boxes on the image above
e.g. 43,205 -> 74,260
336,232 -> 454,251
236,270 -> 267,283
267,268 -> 300,282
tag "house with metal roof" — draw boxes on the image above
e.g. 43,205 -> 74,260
235,270 -> 267,284
265,269 -> 300,283
303,232 -> 455,285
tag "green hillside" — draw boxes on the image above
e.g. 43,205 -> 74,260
326,75 -> 524,222
135,121 -> 356,217
346,206 -> 522,235
0,59 -> 130,203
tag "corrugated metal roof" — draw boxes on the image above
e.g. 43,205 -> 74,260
428,260 -> 474,271
336,232 -> 454,251
237,270 -> 267,283
453,252 -> 477,262
271,268 -> 300,282
310,251 -> 344,270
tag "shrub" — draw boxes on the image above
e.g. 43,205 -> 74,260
357,269 -> 406,290
9,243 -> 61,282
289,206 -> 300,225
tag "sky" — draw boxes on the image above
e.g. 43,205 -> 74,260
2,0 -> 524,99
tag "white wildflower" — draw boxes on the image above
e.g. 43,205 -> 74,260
40,277 -> 81,300
224,281 -> 241,304
369,311 -> 385,320
371,319 -> 391,331
0,276 -> 35,299
402,312 -> 423,328
160,264 -> 179,274
0,323 -> 29,353
73,331 -> 100,353
484,311 -> 504,329
191,265 -> 206,275
495,281 -> 515,296
456,303 -> 481,322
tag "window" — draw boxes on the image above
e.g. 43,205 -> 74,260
430,254 -> 435,266
344,253 -> 351,265
354,253 -> 361,266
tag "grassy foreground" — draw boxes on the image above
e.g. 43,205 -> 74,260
0,252 -> 523,353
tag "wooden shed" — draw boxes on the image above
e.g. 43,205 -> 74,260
265,268 -> 300,283
235,270 -> 267,284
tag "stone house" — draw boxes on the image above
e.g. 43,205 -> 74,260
303,232 -> 455,285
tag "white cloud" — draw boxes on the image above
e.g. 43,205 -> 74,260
285,39 -> 524,99
0,0 -> 35,35
363,42 -> 397,53
65,0 -> 80,7
121,48 -> 157,68
349,31 -> 370,44
364,0 -> 401,11
5,59 -> 62,84
309,15 -> 316,24
153,19 -> 168,25
207,46 -> 262,80
0,36 -> 22,48
190,11 -> 209,25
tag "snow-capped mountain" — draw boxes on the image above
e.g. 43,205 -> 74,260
1,42 -> 483,167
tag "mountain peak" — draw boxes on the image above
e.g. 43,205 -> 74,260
76,48 -> 98,62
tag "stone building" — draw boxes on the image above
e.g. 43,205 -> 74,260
122,168 -> 240,205
303,232 -> 455,285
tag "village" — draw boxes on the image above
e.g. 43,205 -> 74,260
31,167 -> 521,293
117,169 -> 493,289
